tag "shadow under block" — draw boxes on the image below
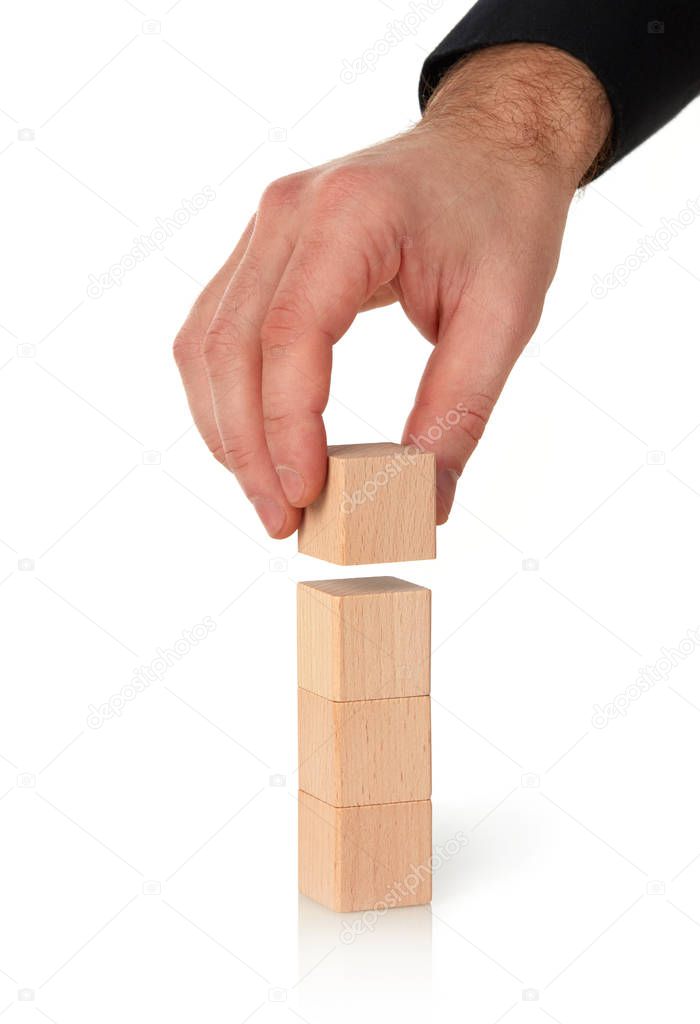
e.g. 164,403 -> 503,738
298,443 -> 436,565
298,791 -> 432,912
297,577 -> 431,701
298,689 -> 431,807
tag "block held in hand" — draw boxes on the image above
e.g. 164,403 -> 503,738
298,443 -> 436,564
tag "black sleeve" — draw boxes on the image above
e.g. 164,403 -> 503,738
419,0 -> 700,174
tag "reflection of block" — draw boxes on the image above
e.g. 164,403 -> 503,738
298,443 -> 435,564
297,577 -> 430,701
298,689 -> 431,806
298,791 -> 432,912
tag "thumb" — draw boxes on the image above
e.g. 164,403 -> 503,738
402,288 -> 532,523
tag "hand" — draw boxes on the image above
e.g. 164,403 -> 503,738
174,43 -> 611,537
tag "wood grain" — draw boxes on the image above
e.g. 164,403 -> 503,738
298,689 -> 431,806
298,443 -> 436,564
298,791 -> 432,912
297,576 -> 431,701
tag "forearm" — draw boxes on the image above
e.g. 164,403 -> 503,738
420,43 -> 613,190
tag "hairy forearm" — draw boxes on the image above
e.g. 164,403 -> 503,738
420,43 -> 613,190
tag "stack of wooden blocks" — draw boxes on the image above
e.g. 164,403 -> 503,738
296,443 -> 436,912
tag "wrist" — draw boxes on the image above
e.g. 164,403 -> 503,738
420,43 -> 613,191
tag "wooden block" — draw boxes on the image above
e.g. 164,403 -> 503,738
298,443 -> 436,564
298,791 -> 432,912
297,577 -> 430,701
298,689 -> 431,806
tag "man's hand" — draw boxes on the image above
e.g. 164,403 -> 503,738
174,43 -> 611,537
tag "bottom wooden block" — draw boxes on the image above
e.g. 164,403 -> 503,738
298,791 -> 432,912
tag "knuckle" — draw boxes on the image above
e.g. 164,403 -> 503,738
262,385 -> 300,427
307,171 -> 400,284
219,437 -> 258,473
172,329 -> 200,369
453,398 -> 494,450
259,173 -> 305,212
412,392 -> 496,456
490,286 -> 544,349
204,434 -> 227,465
504,302 -> 540,346
173,289 -> 221,367
202,327 -> 249,386
260,301 -> 304,356
462,391 -> 496,426
263,408 -> 294,434
518,302 -> 544,343
202,317 -> 244,362
310,166 -> 378,210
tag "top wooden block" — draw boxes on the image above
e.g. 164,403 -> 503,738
298,443 -> 436,565
297,576 -> 430,701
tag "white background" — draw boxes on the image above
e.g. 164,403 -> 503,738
3,1 -> 700,1021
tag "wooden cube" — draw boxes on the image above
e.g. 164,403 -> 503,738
298,791 -> 432,912
298,689 -> 431,806
297,577 -> 430,701
298,443 -> 436,564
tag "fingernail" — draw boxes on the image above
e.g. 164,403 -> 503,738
253,497 -> 285,537
275,465 -> 305,505
436,468 -> 459,523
